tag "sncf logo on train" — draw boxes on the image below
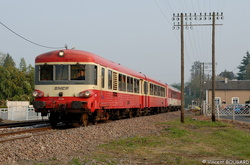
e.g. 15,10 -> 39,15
54,87 -> 69,90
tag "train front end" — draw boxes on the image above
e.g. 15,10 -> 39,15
32,50 -> 98,126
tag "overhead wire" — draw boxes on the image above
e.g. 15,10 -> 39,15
0,21 -> 65,49
153,0 -> 227,77
153,0 -> 172,26
153,0 -> 181,50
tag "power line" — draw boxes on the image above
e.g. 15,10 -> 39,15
153,0 -> 171,25
0,21 -> 64,49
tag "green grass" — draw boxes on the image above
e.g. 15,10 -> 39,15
77,117 -> 250,164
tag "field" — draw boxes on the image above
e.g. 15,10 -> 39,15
70,116 -> 250,165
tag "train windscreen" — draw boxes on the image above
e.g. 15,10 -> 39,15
36,64 -> 97,85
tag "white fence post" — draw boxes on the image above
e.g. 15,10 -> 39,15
216,105 -> 220,120
232,104 -> 235,121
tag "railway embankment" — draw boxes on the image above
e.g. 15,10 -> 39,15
0,111 -> 249,165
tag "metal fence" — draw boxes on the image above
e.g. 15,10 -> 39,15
203,104 -> 250,121
0,107 -> 48,121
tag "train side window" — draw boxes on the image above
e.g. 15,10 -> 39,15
154,85 -> 157,95
130,77 -> 134,92
150,83 -> 153,95
108,70 -> 112,89
118,74 -> 126,91
162,87 -> 166,97
40,65 -> 53,81
158,87 -> 160,96
127,77 -> 133,92
126,77 -> 130,92
134,79 -> 139,93
122,75 -> 126,91
101,68 -> 105,88
119,74 -> 122,91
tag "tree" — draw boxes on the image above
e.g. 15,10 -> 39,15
0,66 -> 12,100
187,61 -> 201,98
26,64 -> 35,89
237,51 -> 250,80
246,64 -> 250,80
3,53 -> 16,68
19,57 -> 27,73
0,52 -> 7,66
171,83 -> 181,90
0,53 -> 34,104
218,70 -> 235,80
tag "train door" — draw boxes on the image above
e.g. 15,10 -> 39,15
141,80 -> 148,108
140,79 -> 144,109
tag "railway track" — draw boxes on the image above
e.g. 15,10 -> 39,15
0,126 -> 52,143
0,120 -> 83,143
0,119 -> 49,128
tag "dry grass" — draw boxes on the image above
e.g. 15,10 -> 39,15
77,116 -> 250,165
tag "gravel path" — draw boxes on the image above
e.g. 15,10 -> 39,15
0,111 -> 180,164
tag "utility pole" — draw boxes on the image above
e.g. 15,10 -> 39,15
180,13 -> 184,123
172,13 -> 185,123
211,12 -> 216,122
172,12 -> 223,122
199,62 -> 204,110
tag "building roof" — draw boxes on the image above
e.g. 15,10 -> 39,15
204,80 -> 250,90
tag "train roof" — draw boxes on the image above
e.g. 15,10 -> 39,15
168,85 -> 181,92
35,49 -> 167,86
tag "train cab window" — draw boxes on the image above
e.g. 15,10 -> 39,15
70,65 -> 86,80
40,65 -> 53,81
55,65 -> 69,80
108,70 -> 112,89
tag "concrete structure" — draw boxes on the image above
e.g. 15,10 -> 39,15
0,101 -> 47,121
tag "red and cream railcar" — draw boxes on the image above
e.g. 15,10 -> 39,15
167,86 -> 181,111
32,49 -> 180,126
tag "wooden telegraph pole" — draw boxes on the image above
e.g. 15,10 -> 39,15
172,12 -> 223,122
211,12 -> 216,121
172,13 -> 185,123
180,13 -> 185,123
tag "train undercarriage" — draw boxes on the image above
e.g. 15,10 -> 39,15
44,106 -> 179,127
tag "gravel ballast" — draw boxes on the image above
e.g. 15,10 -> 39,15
0,111 -> 180,164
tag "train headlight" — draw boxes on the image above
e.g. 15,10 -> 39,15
58,50 -> 65,57
32,90 -> 44,98
79,90 -> 92,98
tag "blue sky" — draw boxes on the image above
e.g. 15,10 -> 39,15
0,0 -> 249,84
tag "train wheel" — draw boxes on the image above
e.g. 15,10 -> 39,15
127,110 -> 133,118
81,113 -> 89,126
49,112 -> 59,128
135,109 -> 142,117
90,115 -> 97,125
